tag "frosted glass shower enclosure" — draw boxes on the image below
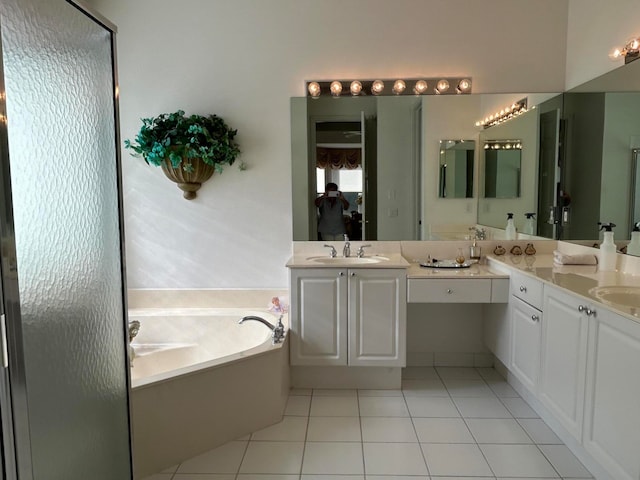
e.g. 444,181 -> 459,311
0,1 -> 132,479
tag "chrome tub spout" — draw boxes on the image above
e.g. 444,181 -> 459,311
239,315 -> 285,344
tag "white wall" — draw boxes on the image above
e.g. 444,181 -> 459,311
87,0 -> 569,288
566,0 -> 640,89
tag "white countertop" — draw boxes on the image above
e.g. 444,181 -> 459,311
286,253 -> 410,269
487,253 -> 640,322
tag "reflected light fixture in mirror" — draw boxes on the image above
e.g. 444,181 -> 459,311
609,37 -> 640,64
305,77 -> 471,97
475,98 -> 528,128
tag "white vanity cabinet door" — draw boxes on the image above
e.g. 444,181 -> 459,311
510,296 -> 542,393
539,286 -> 589,442
290,268 -> 348,366
583,307 -> 640,480
348,269 -> 406,367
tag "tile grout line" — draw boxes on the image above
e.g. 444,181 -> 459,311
402,381 -> 431,477
356,388 -> 366,478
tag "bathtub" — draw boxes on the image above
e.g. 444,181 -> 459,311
128,307 -> 290,479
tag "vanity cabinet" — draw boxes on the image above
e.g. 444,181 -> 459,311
289,268 -> 406,367
539,285 -> 589,442
583,306 -> 640,480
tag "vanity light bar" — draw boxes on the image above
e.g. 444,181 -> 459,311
609,37 -> 640,64
484,140 -> 522,150
475,98 -> 528,129
305,77 -> 472,98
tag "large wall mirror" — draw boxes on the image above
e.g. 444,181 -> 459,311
291,58 -> 640,253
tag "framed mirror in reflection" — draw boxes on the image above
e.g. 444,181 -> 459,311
483,140 -> 522,199
438,140 -> 474,199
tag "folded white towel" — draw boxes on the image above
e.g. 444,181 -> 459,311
553,250 -> 598,265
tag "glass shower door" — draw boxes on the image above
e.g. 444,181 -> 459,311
0,1 -> 132,479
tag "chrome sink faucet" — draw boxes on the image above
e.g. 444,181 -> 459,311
357,244 -> 372,258
239,315 -> 285,344
324,244 -> 337,257
343,234 -> 351,257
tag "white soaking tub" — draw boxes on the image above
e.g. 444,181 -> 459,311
128,307 -> 290,479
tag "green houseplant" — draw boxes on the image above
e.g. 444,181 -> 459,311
124,110 -> 241,199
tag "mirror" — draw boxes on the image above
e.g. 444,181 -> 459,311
483,140 -> 522,198
291,59 -> 640,245
438,140 -> 474,199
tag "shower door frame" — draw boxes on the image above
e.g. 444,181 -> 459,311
0,1 -> 132,478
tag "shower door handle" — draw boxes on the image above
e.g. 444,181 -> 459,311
0,314 -> 7,368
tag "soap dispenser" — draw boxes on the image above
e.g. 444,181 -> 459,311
505,213 -> 516,240
598,222 -> 617,271
523,213 -> 536,236
627,222 -> 640,256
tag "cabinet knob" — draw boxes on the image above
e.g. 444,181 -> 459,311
531,315 -> 540,322
578,305 -> 585,312
339,272 -> 344,277
447,288 -> 453,294
587,308 -> 596,317
519,286 -> 527,293
350,272 -> 356,277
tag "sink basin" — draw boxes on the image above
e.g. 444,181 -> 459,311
589,286 -> 640,309
307,255 -> 389,265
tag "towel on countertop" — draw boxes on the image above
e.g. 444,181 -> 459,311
553,250 -> 598,265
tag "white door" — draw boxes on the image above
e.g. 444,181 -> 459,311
539,287 -> 589,441
510,296 -> 542,393
348,269 -> 406,366
290,268 -> 348,366
583,307 -> 640,480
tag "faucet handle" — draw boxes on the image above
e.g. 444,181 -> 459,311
357,244 -> 372,258
324,244 -> 337,258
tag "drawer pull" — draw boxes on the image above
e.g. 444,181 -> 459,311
531,315 -> 540,322
447,288 -> 453,294
519,286 -> 527,293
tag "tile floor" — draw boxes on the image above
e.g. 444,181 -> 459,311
143,367 -> 594,480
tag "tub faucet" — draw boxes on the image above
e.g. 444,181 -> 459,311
128,320 -> 140,343
239,315 -> 285,344
343,234 -> 351,257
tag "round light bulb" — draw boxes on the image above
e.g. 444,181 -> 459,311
435,79 -> 450,94
456,78 -> 471,93
392,79 -> 406,95
629,38 -> 640,50
349,80 -> 363,96
330,81 -> 342,97
308,81 -> 321,98
414,80 -> 428,94
371,80 -> 385,95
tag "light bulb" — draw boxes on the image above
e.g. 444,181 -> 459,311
392,79 -> 406,95
435,79 -> 450,94
307,81 -> 321,98
413,80 -> 428,94
350,80 -> 362,96
371,80 -> 384,95
456,78 -> 471,93
484,143 -> 490,149
629,38 -> 640,50
330,81 -> 342,97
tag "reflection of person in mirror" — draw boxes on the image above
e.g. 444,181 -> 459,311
315,182 -> 349,241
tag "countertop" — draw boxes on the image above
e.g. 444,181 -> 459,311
487,253 -> 640,322
286,253 -> 410,269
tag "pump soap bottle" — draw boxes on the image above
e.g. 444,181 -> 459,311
505,213 -> 516,240
523,213 -> 536,235
598,222 -> 617,271
627,222 -> 640,256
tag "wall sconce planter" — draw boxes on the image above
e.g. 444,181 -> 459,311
306,77 -> 472,98
160,157 -> 215,200
124,110 -> 241,200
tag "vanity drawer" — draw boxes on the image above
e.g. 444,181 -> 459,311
407,279 -> 492,303
510,271 -> 543,309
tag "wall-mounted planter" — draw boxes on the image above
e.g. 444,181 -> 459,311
161,157 -> 215,200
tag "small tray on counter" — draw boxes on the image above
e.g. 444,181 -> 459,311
419,259 -> 475,269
